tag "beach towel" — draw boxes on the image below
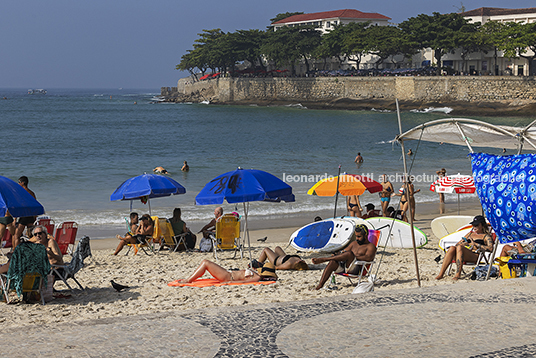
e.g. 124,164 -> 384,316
168,278 -> 276,287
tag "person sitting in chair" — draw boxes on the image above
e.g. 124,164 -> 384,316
29,225 -> 63,266
113,215 -> 154,255
169,207 -> 196,250
253,246 -> 309,271
177,259 -> 277,284
362,203 -> 381,219
198,207 -> 223,240
435,215 -> 493,281
312,224 -> 376,290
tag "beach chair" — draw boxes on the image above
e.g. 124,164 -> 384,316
4,241 -> 51,305
34,216 -> 56,236
52,236 -> 91,291
155,218 -> 187,253
0,230 -> 12,257
333,229 -> 381,286
210,214 -> 242,260
446,233 -> 497,276
55,221 -> 78,256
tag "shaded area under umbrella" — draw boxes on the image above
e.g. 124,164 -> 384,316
110,173 -> 186,215
307,172 -> 382,217
195,168 -> 294,261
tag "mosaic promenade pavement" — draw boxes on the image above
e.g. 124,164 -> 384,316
3,278 -> 536,357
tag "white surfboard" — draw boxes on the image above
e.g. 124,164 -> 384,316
438,227 -> 472,251
290,217 -> 360,253
431,216 -> 473,240
365,217 -> 428,248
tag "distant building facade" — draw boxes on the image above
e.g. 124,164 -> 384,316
443,7 -> 536,76
272,9 -> 391,33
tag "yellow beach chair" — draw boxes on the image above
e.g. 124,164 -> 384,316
211,214 -> 242,260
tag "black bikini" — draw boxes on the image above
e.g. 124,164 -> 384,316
276,254 -> 300,265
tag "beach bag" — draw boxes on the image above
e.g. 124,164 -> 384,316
470,265 -> 498,280
185,232 -> 197,250
199,237 -> 213,252
496,257 -> 517,279
352,275 -> 375,294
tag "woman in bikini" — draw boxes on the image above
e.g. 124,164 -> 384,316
346,195 -> 362,217
435,215 -> 493,280
177,259 -> 277,283
253,246 -> 309,270
379,174 -> 393,217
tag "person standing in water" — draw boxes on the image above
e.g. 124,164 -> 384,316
379,174 -> 394,217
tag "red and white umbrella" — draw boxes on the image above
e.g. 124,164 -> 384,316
430,174 -> 476,194
430,174 -> 476,213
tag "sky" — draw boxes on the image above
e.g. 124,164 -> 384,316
2,0 -> 535,89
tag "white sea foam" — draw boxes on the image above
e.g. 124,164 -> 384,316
410,107 -> 453,114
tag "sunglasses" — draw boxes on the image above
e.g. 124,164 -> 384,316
35,231 -> 46,235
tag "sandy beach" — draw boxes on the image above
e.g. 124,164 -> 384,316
0,199 -> 485,329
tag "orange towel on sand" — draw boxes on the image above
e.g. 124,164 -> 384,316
168,278 -> 276,287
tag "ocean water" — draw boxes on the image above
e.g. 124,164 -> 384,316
0,88 -> 529,237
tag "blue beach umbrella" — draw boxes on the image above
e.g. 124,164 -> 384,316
110,173 -> 186,214
0,176 -> 45,217
195,168 -> 294,260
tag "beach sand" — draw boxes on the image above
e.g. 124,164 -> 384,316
0,199 -> 486,328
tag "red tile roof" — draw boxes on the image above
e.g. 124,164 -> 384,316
461,7 -> 536,17
272,9 -> 391,24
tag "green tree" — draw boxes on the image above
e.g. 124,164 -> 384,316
365,25 -> 417,68
232,29 -> 268,71
499,21 -> 536,75
262,25 -> 321,75
399,12 -> 472,74
478,20 -> 506,75
341,22 -> 370,69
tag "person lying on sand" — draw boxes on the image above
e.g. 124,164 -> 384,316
312,224 -> 376,290
252,246 -> 308,270
177,259 -> 277,284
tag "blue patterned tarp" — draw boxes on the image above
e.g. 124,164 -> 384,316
470,153 -> 536,244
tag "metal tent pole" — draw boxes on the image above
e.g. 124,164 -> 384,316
396,99 -> 421,287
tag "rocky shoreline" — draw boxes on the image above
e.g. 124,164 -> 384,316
162,92 -> 536,117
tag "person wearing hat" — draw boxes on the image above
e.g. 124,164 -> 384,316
177,259 -> 277,284
435,215 -> 493,280
312,224 -> 376,290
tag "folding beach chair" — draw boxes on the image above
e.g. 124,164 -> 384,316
55,221 -> 78,256
4,241 -> 51,305
333,229 -> 381,286
52,236 -> 91,291
0,230 -> 12,257
154,218 -> 186,253
446,233 -> 497,276
210,214 -> 242,260
34,216 -> 56,236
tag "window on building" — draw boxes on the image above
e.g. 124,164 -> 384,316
518,65 -> 524,76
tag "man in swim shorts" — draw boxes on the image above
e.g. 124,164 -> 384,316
198,207 -> 223,239
13,176 -> 37,249
312,224 -> 377,290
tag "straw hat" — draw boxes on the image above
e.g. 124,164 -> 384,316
258,262 -> 277,280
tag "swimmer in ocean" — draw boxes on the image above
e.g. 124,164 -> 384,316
153,166 -> 168,174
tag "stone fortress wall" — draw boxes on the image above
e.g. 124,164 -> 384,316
162,76 -> 536,105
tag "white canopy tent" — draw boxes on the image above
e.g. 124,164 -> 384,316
392,116 -> 536,281
393,118 -> 536,153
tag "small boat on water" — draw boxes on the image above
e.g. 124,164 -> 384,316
28,89 -> 47,94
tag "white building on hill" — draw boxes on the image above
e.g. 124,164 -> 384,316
271,9 -> 391,33
443,7 -> 536,76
